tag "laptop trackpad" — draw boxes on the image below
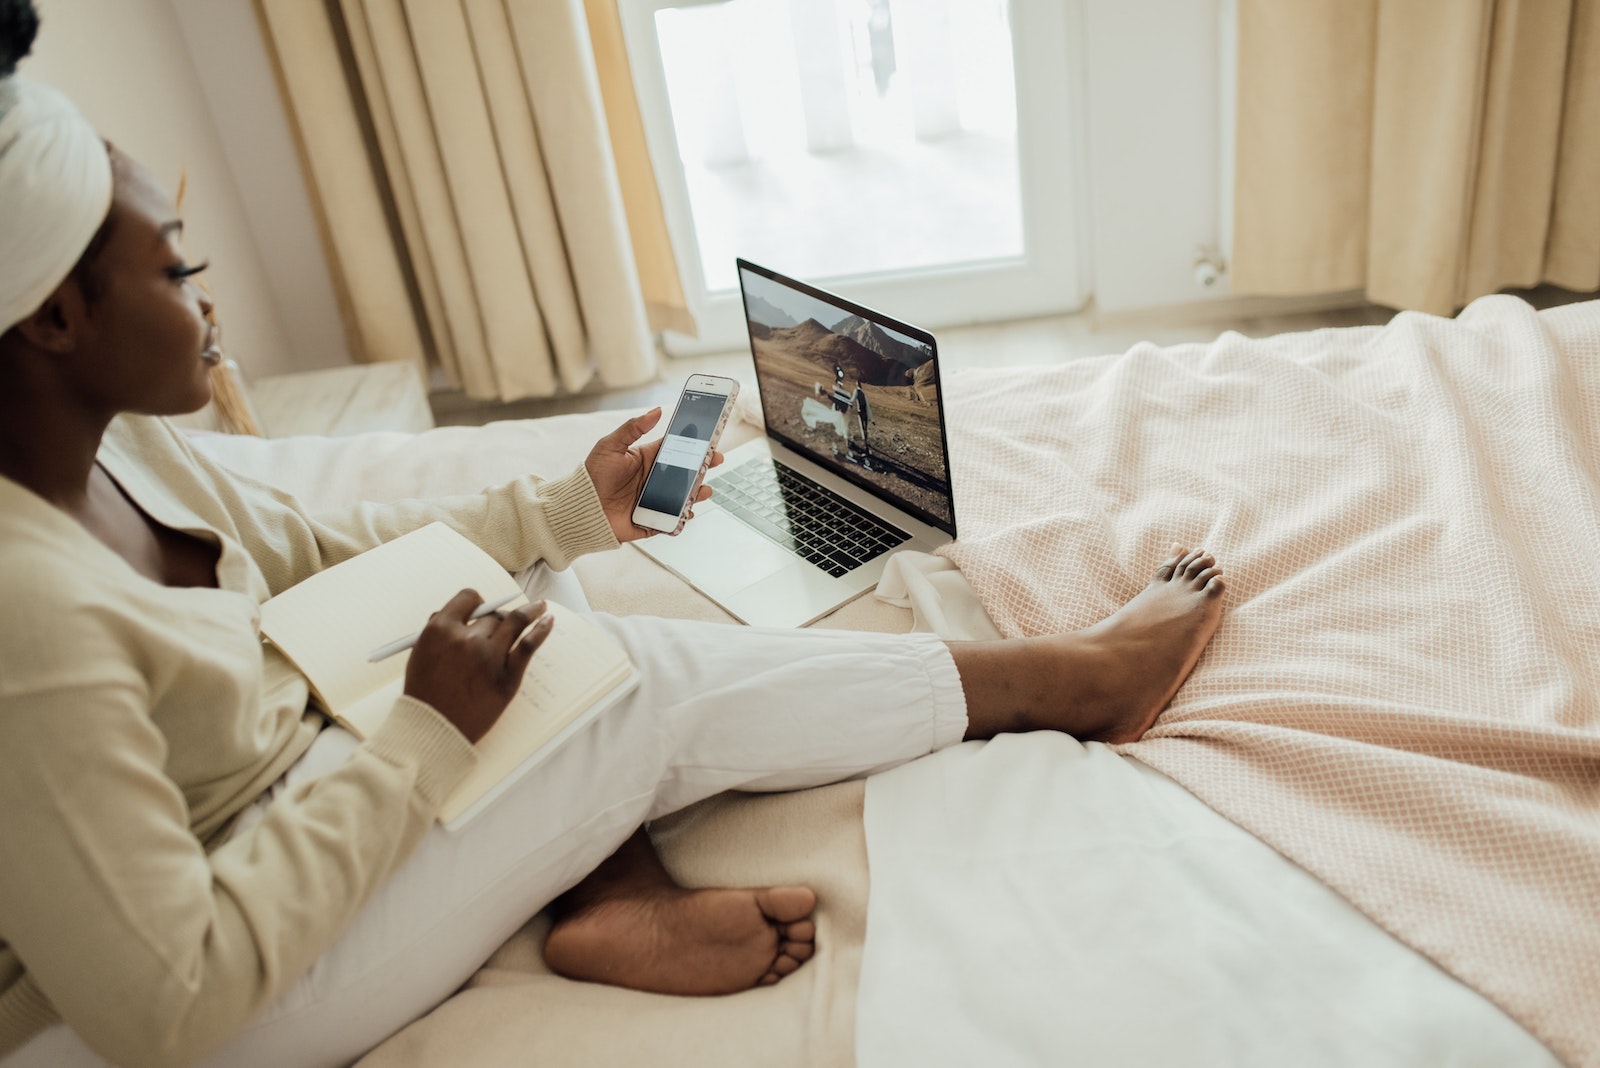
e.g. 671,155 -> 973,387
654,510 -> 796,597
722,565 -> 851,628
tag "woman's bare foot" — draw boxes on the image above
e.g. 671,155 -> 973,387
544,883 -> 817,994
956,546 -> 1226,744
543,828 -> 817,995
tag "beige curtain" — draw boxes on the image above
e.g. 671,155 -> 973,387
254,0 -> 693,400
1232,0 -> 1600,316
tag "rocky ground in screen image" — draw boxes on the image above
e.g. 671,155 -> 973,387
750,319 -> 951,525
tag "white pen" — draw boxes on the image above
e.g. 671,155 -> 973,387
366,592 -> 523,663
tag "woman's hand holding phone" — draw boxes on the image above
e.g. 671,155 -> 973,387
585,398 -> 727,542
628,376 -> 739,536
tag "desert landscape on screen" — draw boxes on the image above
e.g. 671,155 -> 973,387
743,287 -> 951,526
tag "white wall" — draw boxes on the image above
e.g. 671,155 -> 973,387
1080,0 -> 1232,313
23,0 -> 349,376
169,0 -> 350,372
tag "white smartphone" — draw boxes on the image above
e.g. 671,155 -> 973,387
631,374 -> 740,535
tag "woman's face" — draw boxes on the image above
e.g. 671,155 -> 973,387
65,148 -> 216,418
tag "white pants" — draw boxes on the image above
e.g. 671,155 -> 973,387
10,571 -> 967,1068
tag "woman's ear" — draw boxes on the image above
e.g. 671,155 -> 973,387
10,280 -> 89,355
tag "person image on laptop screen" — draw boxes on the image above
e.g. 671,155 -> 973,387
742,269 -> 952,531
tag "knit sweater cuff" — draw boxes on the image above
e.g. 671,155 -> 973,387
365,696 -> 478,811
0,975 -> 56,1060
536,466 -> 620,568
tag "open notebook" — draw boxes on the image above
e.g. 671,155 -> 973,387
259,523 -> 637,828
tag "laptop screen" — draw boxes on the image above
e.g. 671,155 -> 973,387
736,260 -> 956,536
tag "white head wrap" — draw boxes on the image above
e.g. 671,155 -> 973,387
0,75 -> 113,334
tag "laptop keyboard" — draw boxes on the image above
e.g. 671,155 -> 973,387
710,460 -> 911,577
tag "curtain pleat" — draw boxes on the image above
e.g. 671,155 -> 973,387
338,0 -> 465,384
464,0 -> 588,390
1458,0 -> 1570,302
397,0 -> 561,399
254,0 -> 428,368
1365,0 -> 1496,312
583,0 -> 695,337
257,0 -> 685,401
500,0 -> 656,395
1231,0 -> 1376,297
1546,0 -> 1600,291
1234,0 -> 1600,316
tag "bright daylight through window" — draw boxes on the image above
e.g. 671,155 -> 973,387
651,0 -> 1023,293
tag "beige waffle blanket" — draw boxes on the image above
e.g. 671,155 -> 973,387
940,296 -> 1600,1066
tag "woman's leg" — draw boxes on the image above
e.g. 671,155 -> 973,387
195,615 -> 970,1068
956,547 -> 1226,743
541,548 -> 1227,997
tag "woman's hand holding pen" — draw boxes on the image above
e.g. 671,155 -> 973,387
403,590 -> 553,744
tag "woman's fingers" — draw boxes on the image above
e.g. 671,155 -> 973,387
486,599 -> 547,653
435,593 -> 553,669
598,406 -> 662,451
435,587 -> 486,624
507,613 -> 555,680
488,605 -> 534,651
492,597 -> 544,645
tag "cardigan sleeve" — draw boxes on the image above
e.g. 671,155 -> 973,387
122,418 -> 621,597
0,594 -> 476,1067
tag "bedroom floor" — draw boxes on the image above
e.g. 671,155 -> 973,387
428,285 -> 1589,427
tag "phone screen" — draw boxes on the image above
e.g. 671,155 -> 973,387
636,389 -> 731,517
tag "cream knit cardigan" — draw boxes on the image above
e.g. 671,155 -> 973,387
0,415 -> 618,1065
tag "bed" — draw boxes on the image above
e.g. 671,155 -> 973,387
192,295 -> 1598,1068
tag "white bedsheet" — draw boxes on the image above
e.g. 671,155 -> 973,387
859,739 -> 1553,1067
859,560 -> 1553,1067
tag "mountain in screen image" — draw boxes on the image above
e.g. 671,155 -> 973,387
744,294 -> 798,330
764,319 -> 911,386
830,314 -> 930,373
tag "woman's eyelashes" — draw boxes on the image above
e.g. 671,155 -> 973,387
165,260 -> 210,282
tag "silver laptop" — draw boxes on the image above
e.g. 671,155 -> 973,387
636,259 -> 957,627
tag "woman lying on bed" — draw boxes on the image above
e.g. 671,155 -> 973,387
0,30 -> 1225,1068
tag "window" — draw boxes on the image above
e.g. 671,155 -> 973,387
621,0 -> 1087,353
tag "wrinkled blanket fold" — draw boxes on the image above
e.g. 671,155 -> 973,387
939,297 -> 1600,1066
